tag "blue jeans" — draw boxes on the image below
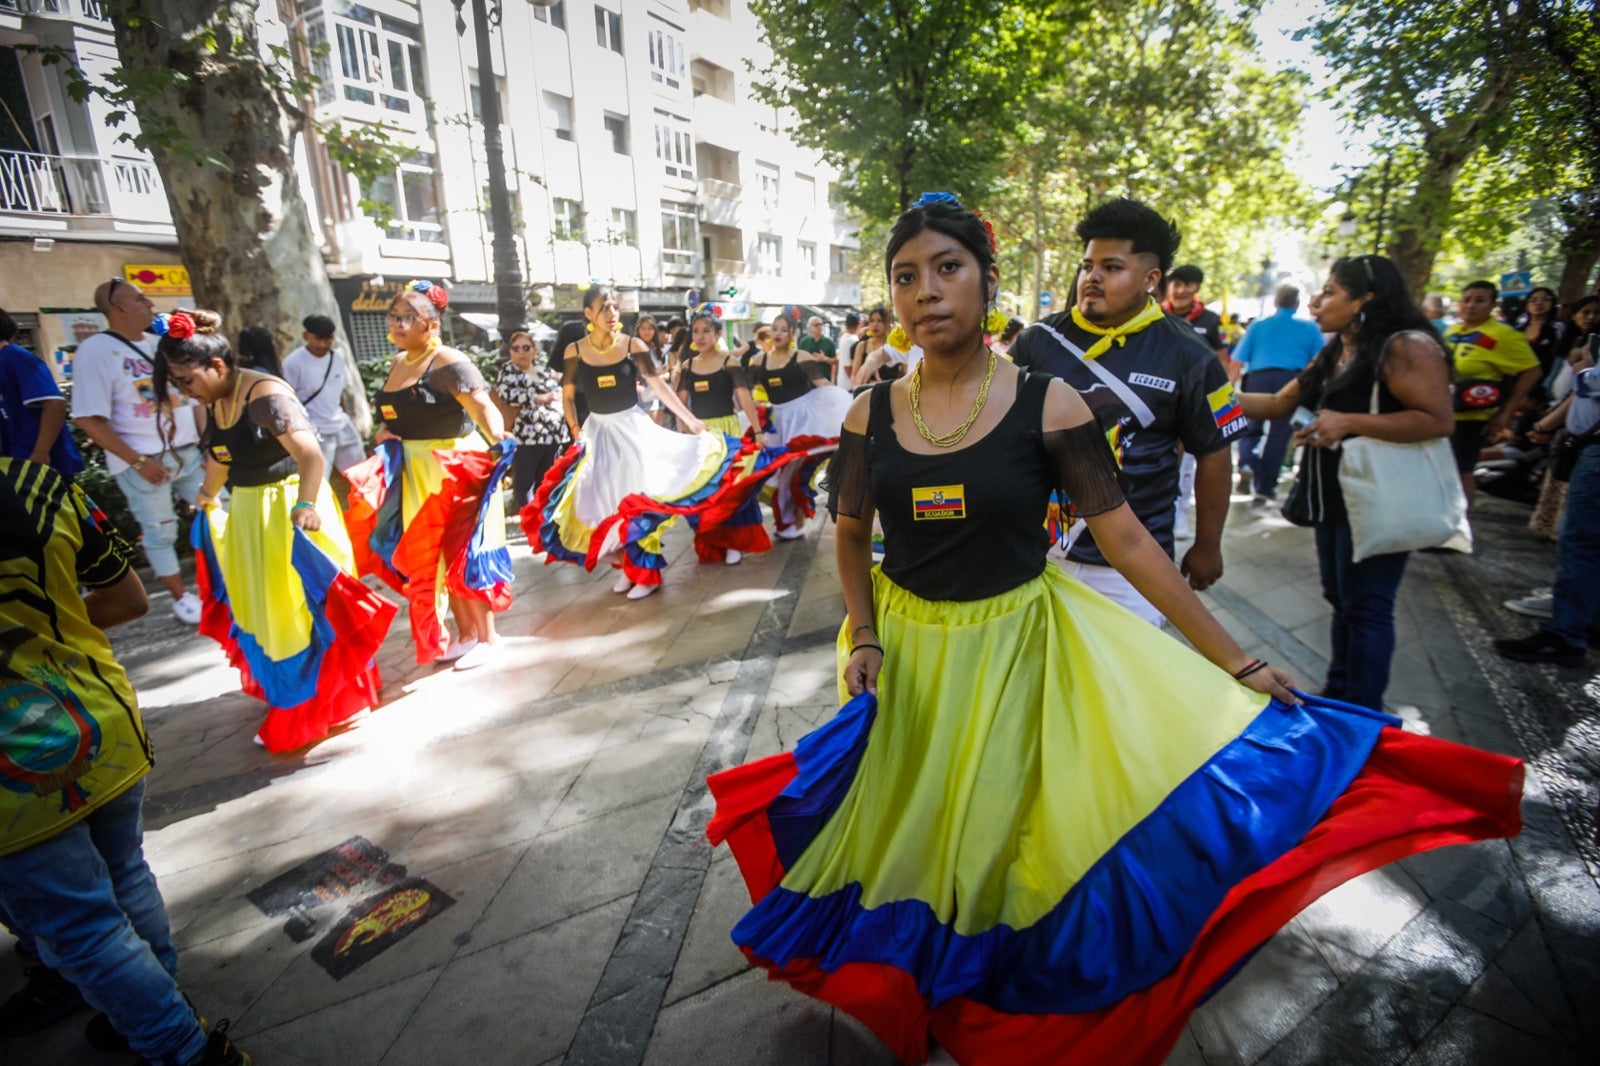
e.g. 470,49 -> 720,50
1237,368 -> 1299,497
1543,442 -> 1600,648
0,781 -> 205,1065
112,444 -> 206,579
1315,519 -> 1410,710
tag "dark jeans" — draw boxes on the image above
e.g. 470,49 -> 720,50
1542,441 -> 1600,648
1237,368 -> 1299,497
510,442 -> 562,509
1314,519 -> 1410,710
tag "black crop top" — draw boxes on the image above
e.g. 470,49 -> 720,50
827,373 -> 1127,602
565,347 -> 660,415
374,356 -> 484,440
205,384 -> 312,488
679,361 -> 750,419
757,354 -> 828,404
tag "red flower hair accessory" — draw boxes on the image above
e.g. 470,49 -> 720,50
409,279 -> 450,310
166,311 -> 196,341
971,210 -> 997,254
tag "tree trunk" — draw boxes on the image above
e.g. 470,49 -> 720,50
1388,142 -> 1476,300
1555,196 -> 1600,303
112,2 -> 372,433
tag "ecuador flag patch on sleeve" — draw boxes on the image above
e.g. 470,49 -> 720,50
1208,384 -> 1246,436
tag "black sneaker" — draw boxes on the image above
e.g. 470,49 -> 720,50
87,995 -> 206,1051
188,1019 -> 251,1066
0,964 -> 84,1037
1493,631 -> 1585,666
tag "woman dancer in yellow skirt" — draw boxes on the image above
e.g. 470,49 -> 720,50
344,281 -> 515,669
153,310 -> 396,752
706,194 -> 1523,1065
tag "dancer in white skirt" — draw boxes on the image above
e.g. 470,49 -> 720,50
530,286 -> 748,600
749,313 -> 855,537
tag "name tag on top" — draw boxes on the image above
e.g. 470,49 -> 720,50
597,374 -> 617,388
379,404 -> 398,421
694,380 -> 710,392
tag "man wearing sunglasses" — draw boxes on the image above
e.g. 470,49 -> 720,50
69,278 -> 206,624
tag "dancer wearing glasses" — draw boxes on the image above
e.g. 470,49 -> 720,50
343,281 -> 515,669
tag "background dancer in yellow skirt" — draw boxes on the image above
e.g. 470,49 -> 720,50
346,281 -> 514,670
153,310 -> 396,753
706,194 -> 1523,1066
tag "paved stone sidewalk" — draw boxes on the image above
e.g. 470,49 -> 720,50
2,492 -> 1596,1065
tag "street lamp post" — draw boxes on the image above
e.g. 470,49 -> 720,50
452,0 -> 552,342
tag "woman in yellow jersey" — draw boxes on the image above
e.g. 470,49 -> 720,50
153,310 -> 396,752
706,194 -> 1523,1066
343,281 -> 515,669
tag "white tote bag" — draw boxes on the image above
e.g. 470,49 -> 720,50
1337,384 -> 1472,563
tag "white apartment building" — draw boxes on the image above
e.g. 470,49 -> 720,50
0,0 -> 861,363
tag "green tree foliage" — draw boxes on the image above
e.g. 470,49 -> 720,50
746,0 -> 1046,221
1304,0 -> 1594,298
982,0 -> 1313,316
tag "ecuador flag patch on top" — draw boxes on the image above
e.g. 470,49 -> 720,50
912,485 -> 966,520
1208,384 -> 1246,436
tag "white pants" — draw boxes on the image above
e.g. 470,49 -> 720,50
315,415 -> 367,474
1049,553 -> 1167,627
1174,451 -> 1197,538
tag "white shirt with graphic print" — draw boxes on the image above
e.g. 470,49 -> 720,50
69,331 -> 199,474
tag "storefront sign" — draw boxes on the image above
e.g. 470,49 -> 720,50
123,264 -> 191,296
350,278 -> 411,311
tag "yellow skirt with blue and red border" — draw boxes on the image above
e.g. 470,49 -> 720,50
708,565 -> 1523,1065
192,476 -> 397,753
343,436 -> 514,663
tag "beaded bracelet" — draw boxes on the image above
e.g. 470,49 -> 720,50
292,501 -> 316,512
1232,658 -> 1268,680
851,643 -> 884,656
852,624 -> 877,639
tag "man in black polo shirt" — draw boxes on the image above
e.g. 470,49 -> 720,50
1012,199 -> 1242,625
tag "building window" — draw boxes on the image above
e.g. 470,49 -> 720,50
311,7 -> 426,115
604,112 -> 629,155
832,246 -> 852,276
795,173 -> 817,212
797,241 -> 817,280
553,198 -> 584,241
648,24 -> 686,89
660,201 -> 697,271
533,0 -> 566,28
469,77 -> 508,122
362,154 -> 444,244
610,208 -> 637,246
543,92 -> 574,142
653,110 -> 693,179
756,163 -> 780,213
756,234 -> 782,275
594,4 -> 623,53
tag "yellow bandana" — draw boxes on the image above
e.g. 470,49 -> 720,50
1070,298 -> 1166,360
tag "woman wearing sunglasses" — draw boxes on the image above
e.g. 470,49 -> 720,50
494,329 -> 569,510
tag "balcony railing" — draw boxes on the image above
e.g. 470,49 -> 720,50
0,149 -> 169,222
0,0 -> 110,20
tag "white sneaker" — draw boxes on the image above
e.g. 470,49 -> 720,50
252,733 -> 265,748
437,638 -> 478,663
1504,594 -> 1554,619
171,591 -> 202,625
776,525 -> 805,540
725,549 -> 742,565
452,642 -> 494,670
611,571 -> 633,594
626,582 -> 658,600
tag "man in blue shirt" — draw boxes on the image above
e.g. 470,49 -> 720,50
0,308 -> 83,476
1232,285 -> 1325,500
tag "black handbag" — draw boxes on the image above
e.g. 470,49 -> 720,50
1280,445 -> 1315,526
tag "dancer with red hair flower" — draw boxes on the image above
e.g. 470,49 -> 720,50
344,281 -> 515,669
152,309 -> 396,752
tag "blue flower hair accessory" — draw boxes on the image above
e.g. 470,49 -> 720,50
912,191 -> 961,210
406,278 -> 449,310
149,312 -> 170,336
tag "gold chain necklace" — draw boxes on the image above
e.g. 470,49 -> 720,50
218,370 -> 246,427
590,331 -> 620,357
908,348 -> 997,448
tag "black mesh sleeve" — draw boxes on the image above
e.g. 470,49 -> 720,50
725,360 -> 751,391
1040,421 -> 1127,518
631,347 -> 662,378
432,360 -> 489,396
802,357 -> 832,384
824,428 -> 872,520
247,394 -> 314,437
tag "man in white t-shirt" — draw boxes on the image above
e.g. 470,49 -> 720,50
70,278 -> 206,623
835,311 -> 861,387
281,314 -> 365,475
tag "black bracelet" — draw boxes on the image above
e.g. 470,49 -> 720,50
1233,659 -> 1268,680
851,643 -> 884,656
